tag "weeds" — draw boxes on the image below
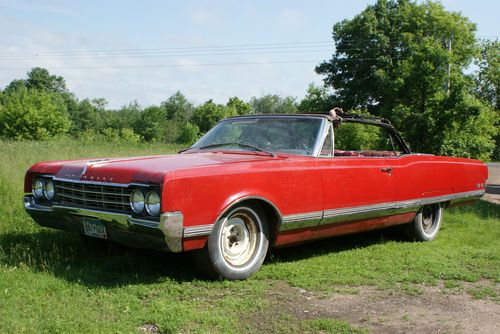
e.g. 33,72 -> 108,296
0,140 -> 498,333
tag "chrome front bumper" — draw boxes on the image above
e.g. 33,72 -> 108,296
24,195 -> 183,252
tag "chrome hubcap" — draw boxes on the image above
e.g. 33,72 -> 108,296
422,206 -> 436,233
220,212 -> 258,267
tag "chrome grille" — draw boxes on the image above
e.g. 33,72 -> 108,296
54,180 -> 132,213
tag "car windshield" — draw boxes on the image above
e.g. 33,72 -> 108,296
189,117 -> 324,156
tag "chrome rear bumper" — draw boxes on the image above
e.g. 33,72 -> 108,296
24,195 -> 183,252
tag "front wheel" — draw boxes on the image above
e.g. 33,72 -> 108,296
406,203 -> 443,241
193,205 -> 269,280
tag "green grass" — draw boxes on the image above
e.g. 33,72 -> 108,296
0,139 -> 499,333
262,200 -> 499,290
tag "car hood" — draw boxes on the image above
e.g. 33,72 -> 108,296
31,152 -> 281,184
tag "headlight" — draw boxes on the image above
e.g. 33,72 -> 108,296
32,178 -> 44,198
130,189 -> 145,213
145,191 -> 161,216
43,179 -> 55,200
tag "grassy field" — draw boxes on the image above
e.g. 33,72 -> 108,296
0,140 -> 498,333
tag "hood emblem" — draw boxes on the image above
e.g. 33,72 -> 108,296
62,159 -> 113,182
81,159 -> 109,176
62,173 -> 113,183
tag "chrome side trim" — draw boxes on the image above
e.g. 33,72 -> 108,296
184,224 -> 214,238
280,211 -> 323,232
280,189 -> 484,232
398,190 -> 484,207
322,205 -> 418,226
323,202 -> 395,218
183,195 -> 284,239
283,211 -> 323,222
159,212 -> 183,253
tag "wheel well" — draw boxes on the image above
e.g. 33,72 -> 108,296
229,199 -> 282,247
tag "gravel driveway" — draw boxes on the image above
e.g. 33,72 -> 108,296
487,163 -> 500,195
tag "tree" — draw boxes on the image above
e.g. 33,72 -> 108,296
177,122 -> 200,144
25,67 -> 67,93
0,86 -> 70,140
475,40 -> 500,110
474,40 -> 500,160
162,91 -> 194,123
317,0 -> 477,114
298,83 -> 337,113
135,106 -> 166,142
69,99 -> 104,134
439,96 -> 497,161
192,100 -> 237,133
3,79 -> 26,94
114,100 -> 142,130
226,97 -> 252,115
316,0 -> 497,158
250,94 -> 298,114
91,98 -> 108,111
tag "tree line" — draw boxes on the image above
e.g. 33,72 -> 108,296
0,0 -> 498,160
0,67 -> 310,145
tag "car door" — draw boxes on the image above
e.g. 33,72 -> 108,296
316,123 -> 397,227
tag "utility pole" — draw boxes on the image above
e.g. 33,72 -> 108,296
445,37 -> 452,94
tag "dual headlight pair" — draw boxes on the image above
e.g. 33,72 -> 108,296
32,177 -> 161,217
32,178 -> 55,200
130,189 -> 161,217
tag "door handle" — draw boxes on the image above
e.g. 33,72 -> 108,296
380,167 -> 392,174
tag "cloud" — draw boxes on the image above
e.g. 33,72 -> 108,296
186,2 -> 223,26
279,8 -> 308,29
176,58 -> 201,67
0,0 -> 69,14
0,4 -> 323,109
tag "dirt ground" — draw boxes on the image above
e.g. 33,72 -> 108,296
262,281 -> 500,334
482,193 -> 500,204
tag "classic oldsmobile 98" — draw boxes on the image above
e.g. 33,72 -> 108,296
24,110 -> 488,279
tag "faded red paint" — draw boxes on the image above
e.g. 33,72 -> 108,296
25,150 -> 488,251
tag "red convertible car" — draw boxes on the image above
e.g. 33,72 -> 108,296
24,111 -> 487,279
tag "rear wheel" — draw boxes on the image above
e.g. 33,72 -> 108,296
406,204 -> 442,241
193,205 -> 269,280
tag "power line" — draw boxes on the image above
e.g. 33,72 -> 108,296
0,47 -> 335,60
0,45 -> 416,62
0,57 -> 411,71
0,33 -> 492,69
0,60 -> 323,71
2,35 -> 496,59
0,41 -> 333,56
2,35 -> 496,56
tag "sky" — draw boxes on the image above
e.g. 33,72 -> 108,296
0,0 -> 498,109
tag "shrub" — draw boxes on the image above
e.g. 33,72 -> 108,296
0,87 -> 70,140
78,127 -> 142,144
439,97 -> 498,161
177,122 -> 200,144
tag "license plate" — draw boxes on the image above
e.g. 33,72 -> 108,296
83,219 -> 107,239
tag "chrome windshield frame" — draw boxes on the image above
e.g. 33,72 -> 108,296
311,118 -> 330,157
